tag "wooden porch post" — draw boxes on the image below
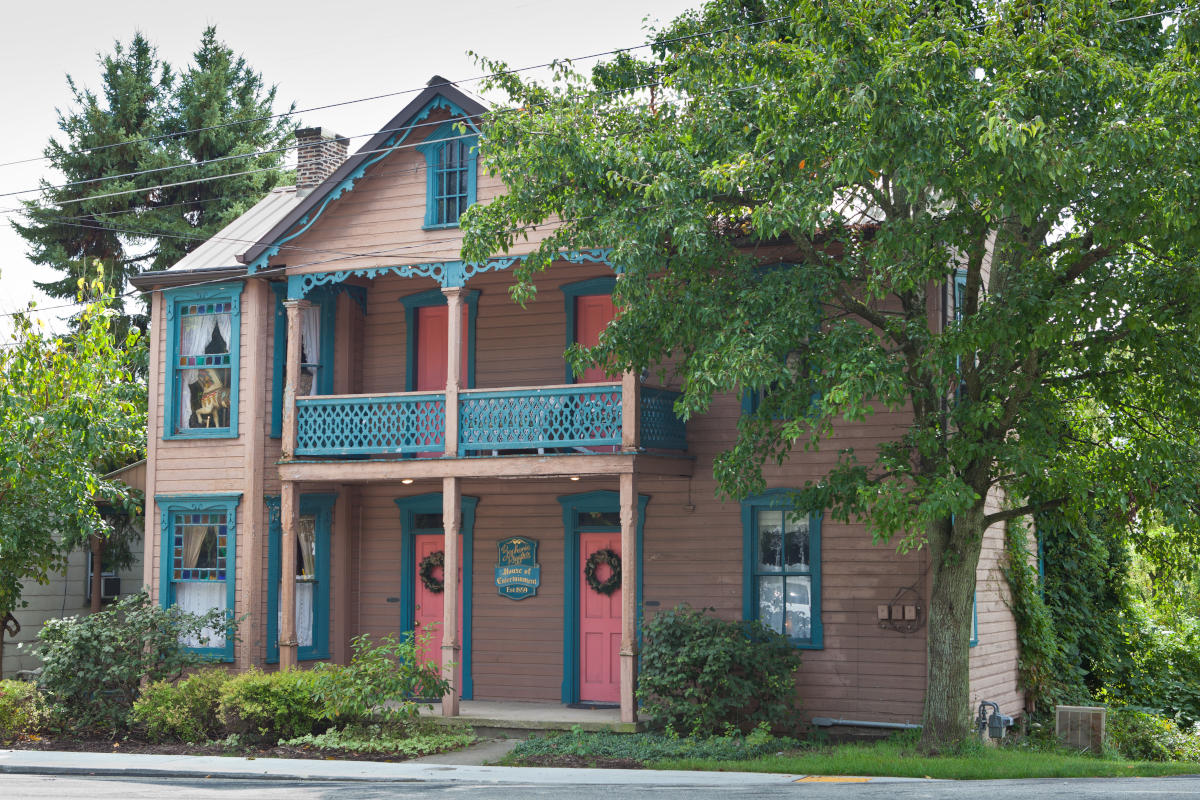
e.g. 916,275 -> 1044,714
279,298 -> 308,669
279,480 -> 299,668
442,287 -> 463,458
280,299 -> 310,461
619,471 -> 638,724
621,371 -> 641,452
441,476 -> 462,716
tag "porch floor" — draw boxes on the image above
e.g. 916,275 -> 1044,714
419,699 -> 639,733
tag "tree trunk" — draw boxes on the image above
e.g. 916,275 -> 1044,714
90,534 -> 104,614
920,504 -> 986,752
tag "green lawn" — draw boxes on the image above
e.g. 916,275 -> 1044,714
502,728 -> 1200,779
654,738 -> 1200,780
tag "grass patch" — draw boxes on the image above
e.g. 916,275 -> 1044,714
504,727 -> 1200,779
657,734 -> 1200,779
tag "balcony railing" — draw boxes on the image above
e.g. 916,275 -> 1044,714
296,393 -> 446,456
292,384 -> 685,458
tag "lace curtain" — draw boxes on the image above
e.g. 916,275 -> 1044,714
176,582 -> 226,648
298,305 -> 320,396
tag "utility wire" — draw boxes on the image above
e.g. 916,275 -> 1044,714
0,14 -> 792,172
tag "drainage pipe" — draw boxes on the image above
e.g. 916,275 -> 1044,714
811,717 -> 922,731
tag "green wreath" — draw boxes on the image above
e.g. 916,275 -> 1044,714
419,550 -> 445,593
584,548 -> 622,595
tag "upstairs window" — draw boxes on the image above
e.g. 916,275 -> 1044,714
165,284 -> 242,439
418,121 -> 478,229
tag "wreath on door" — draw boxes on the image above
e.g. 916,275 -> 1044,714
418,550 -> 445,593
584,548 -> 622,595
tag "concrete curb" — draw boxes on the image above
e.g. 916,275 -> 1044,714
0,749 -> 824,785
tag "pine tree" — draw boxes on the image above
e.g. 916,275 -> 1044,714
12,28 -> 295,328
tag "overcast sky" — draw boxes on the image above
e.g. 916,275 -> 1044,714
0,0 -> 697,337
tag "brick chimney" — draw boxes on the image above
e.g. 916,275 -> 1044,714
295,127 -> 348,197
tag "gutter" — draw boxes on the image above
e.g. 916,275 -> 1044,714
128,265 -> 249,291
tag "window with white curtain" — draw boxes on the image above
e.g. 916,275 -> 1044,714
266,494 -> 334,662
159,494 -> 240,661
166,285 -> 241,439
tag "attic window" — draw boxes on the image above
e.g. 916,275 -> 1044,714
417,121 -> 478,229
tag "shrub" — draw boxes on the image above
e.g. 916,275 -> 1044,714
1107,707 -> 1200,762
637,604 -> 802,736
310,631 -> 448,725
132,668 -> 231,742
0,680 -> 46,741
509,723 -> 797,764
280,722 -> 474,756
218,668 -> 327,745
35,592 -> 230,733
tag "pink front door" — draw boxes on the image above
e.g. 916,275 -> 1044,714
579,530 -> 622,703
415,305 -> 469,457
413,532 -> 463,692
574,295 -> 616,383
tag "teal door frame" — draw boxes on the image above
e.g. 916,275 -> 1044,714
557,490 -> 649,705
395,492 -> 478,700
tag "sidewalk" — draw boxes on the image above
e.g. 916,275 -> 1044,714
0,748 -> 913,785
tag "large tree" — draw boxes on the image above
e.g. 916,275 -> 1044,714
0,282 -> 146,670
462,0 -> 1200,748
13,28 -> 295,329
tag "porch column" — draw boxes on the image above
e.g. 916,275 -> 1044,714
619,471 -> 638,724
442,287 -> 464,458
621,371 -> 641,452
279,298 -> 309,670
441,476 -> 462,716
280,298 -> 311,461
279,480 -> 299,668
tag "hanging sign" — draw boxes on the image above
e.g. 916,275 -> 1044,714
495,536 -> 540,600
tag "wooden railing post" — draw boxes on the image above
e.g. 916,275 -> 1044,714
441,476 -> 462,716
443,287 -> 463,458
281,299 -> 311,461
619,471 -> 638,724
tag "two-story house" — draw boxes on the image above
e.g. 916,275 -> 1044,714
130,77 -> 1023,728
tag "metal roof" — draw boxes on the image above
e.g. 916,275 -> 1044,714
168,186 -> 301,272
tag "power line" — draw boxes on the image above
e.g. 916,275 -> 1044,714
0,14 -> 792,172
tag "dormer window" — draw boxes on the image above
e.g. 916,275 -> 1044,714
418,120 -> 478,229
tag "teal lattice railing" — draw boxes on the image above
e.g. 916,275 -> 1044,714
295,393 -> 445,455
640,387 -> 687,451
459,384 -> 623,454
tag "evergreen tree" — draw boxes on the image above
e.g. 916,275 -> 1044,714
13,28 -> 295,328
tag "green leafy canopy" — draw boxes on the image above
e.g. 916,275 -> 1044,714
464,0 -> 1200,747
0,279 -> 147,621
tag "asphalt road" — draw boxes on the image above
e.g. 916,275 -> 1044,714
5,775 -> 1200,799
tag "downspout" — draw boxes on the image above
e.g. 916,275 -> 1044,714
811,717 -> 922,731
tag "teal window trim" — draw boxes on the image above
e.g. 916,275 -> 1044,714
400,289 -> 479,392
395,493 -> 478,700
416,121 -> 478,229
157,493 -> 241,662
560,277 -> 617,384
270,284 -> 338,439
557,490 -> 649,705
164,282 -> 243,440
265,493 -> 335,663
741,489 -> 823,649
